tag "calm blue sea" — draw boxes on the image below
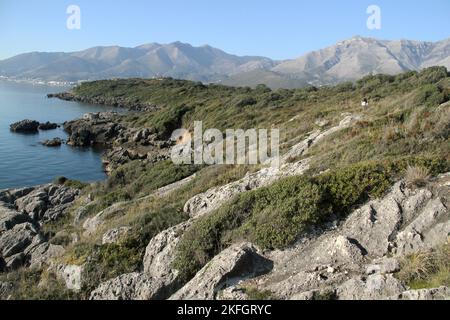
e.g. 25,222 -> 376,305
0,80 -> 118,189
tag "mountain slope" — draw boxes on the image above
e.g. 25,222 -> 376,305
0,37 -> 449,87
272,36 -> 450,85
0,42 -> 275,83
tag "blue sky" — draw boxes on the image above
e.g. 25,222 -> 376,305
0,0 -> 449,60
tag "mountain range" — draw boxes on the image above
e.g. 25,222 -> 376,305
1,36 -> 449,88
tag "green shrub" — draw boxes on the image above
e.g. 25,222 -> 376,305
174,161 -> 401,281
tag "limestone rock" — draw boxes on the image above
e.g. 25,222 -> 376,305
102,227 -> 132,244
391,287 -> 450,300
56,264 -> 85,291
89,273 -> 166,300
0,222 -> 38,258
336,274 -> 405,300
170,243 -> 272,300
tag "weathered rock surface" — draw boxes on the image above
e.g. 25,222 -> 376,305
10,119 -> 40,132
390,286 -> 450,300
89,273 -> 167,300
102,227 -> 132,244
55,264 -> 85,291
14,184 -> 79,222
41,137 -> 63,147
336,274 -> 405,300
234,179 -> 449,300
170,243 -> 272,300
64,113 -> 125,147
38,122 -> 58,130
0,184 -> 79,271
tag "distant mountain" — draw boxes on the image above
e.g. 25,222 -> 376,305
1,37 -> 449,88
270,36 -> 450,86
0,42 -> 275,83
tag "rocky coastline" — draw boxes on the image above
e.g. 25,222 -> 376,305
47,92 -> 161,112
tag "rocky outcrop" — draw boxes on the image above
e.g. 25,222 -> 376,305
63,112 -> 125,147
0,184 -> 79,272
38,122 -> 58,130
13,184 -> 80,222
336,274 -> 406,300
170,243 -> 272,300
89,273 -> 166,300
10,119 -> 40,133
229,177 -> 449,300
41,137 -> 63,147
48,92 -> 160,112
55,264 -> 85,291
390,287 -> 450,300
102,227 -> 132,245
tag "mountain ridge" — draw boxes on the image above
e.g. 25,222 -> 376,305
1,36 -> 449,88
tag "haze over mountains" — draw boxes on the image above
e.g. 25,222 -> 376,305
1,36 -> 449,88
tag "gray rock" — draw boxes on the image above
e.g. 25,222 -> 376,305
0,203 -> 31,232
83,201 -> 129,236
394,198 -> 449,256
0,222 -> 38,258
336,274 -> 405,300
28,243 -> 65,269
13,184 -> 79,222
41,137 -> 63,147
89,273 -> 166,300
366,257 -> 400,275
391,287 -> 450,300
5,252 -> 25,270
170,243 -> 272,300
56,264 -> 85,291
10,119 -> 40,132
342,182 -> 405,257
102,227 -> 132,244
38,122 -> 58,130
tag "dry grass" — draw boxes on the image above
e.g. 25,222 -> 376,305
396,243 -> 450,289
405,165 -> 430,188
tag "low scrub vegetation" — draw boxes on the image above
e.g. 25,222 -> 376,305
173,160 -> 421,281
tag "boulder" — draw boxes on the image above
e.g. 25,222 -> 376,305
336,274 -> 405,300
10,120 -> 40,132
0,222 -> 38,258
56,264 -> 85,291
41,138 -> 63,147
102,227 -> 132,244
170,243 -> 272,300
38,122 -> 58,130
143,221 -> 191,288
0,203 -> 31,232
89,273 -> 166,300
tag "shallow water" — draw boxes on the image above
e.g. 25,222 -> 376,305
0,80 -> 120,189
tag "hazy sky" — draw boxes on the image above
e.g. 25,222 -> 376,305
0,0 -> 449,60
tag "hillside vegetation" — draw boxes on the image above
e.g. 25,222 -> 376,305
2,67 -> 449,299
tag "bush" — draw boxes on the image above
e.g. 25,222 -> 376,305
174,161 -> 398,281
